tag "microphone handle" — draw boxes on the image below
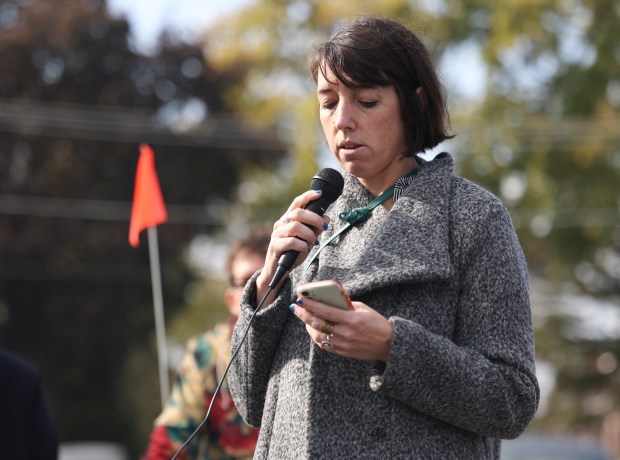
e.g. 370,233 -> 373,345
268,199 -> 328,288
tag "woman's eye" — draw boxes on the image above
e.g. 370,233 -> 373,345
321,101 -> 337,110
359,100 -> 377,108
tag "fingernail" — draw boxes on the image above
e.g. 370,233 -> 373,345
307,244 -> 312,252
315,189 -> 322,194
289,304 -> 296,312
314,239 -> 319,245
296,299 -> 304,305
322,222 -> 328,230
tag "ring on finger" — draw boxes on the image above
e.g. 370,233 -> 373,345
320,335 -> 333,349
320,320 -> 335,335
281,214 -> 294,224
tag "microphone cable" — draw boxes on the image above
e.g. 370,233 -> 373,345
170,285 -> 274,460
170,167 -> 343,459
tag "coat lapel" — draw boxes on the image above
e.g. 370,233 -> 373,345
342,153 -> 455,298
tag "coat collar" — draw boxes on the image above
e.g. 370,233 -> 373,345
339,153 -> 455,297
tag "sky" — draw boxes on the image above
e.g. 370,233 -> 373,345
106,0 -> 252,54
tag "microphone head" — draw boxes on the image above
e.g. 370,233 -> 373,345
270,167 -> 344,287
310,168 -> 344,206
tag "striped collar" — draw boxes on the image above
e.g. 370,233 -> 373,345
394,168 -> 418,202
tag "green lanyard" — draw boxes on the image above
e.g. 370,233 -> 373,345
304,168 -> 419,272
304,185 -> 396,271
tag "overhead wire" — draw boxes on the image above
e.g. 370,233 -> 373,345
0,97 -> 284,150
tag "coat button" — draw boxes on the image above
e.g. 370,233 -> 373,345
371,426 -> 387,440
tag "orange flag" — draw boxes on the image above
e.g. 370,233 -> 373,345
129,144 -> 168,248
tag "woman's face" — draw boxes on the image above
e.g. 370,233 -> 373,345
317,66 -> 411,192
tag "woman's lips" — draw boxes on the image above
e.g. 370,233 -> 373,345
338,142 -> 363,155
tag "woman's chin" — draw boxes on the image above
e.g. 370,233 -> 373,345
337,159 -> 365,178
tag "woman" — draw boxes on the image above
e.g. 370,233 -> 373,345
229,16 -> 539,459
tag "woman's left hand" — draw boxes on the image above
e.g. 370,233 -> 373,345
290,296 -> 394,362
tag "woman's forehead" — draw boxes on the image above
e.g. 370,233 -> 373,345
316,65 -> 367,91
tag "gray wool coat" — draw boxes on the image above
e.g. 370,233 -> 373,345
229,153 -> 539,459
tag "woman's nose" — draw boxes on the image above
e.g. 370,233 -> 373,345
334,101 -> 355,130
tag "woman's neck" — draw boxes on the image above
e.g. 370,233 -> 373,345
359,156 -> 419,198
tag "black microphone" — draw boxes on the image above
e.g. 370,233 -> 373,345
268,168 -> 344,288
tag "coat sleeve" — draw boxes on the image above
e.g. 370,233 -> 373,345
370,195 -> 539,439
228,271 -> 293,428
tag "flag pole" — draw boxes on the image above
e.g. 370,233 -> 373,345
129,144 -> 170,409
147,226 -> 169,408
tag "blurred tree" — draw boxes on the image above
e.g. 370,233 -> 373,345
437,0 -> 620,444
0,0 -> 284,455
200,0 -> 620,448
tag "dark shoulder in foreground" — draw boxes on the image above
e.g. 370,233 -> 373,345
0,347 -> 39,380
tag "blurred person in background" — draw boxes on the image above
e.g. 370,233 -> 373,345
0,347 -> 58,460
142,229 -> 270,459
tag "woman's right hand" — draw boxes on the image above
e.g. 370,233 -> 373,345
255,189 -> 331,304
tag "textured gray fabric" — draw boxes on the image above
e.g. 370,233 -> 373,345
229,153 -> 539,459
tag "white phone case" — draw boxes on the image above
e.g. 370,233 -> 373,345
295,280 -> 353,310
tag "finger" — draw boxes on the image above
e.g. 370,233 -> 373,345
290,302 -> 340,352
306,324 -> 335,351
282,192 -> 328,234
275,216 -> 326,256
294,296 -> 347,324
284,189 -> 323,214
299,188 -> 324,210
270,235 -> 314,261
273,217 -> 318,254
290,302 -> 327,333
286,219 -> 321,247
295,208 -> 330,234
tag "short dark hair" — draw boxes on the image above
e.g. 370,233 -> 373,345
309,16 -> 453,154
225,227 -> 270,284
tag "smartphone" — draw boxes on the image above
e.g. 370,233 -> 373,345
295,279 -> 353,310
